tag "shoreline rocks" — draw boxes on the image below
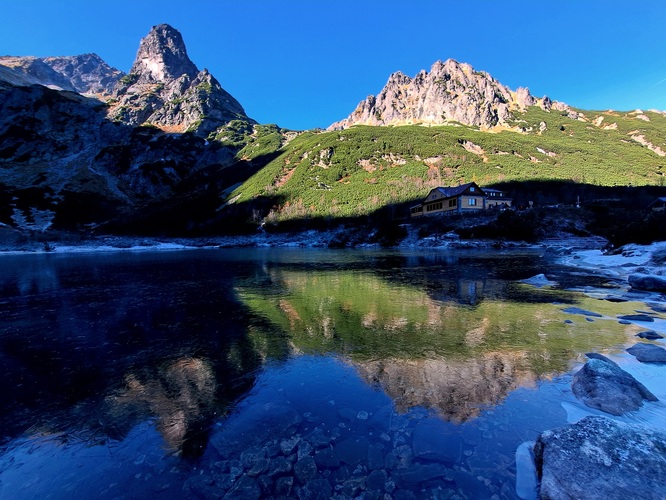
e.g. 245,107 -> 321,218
627,343 -> 666,363
534,416 -> 666,500
571,353 -> 658,415
629,273 -> 666,292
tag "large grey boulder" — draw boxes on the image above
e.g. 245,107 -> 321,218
534,416 -> 666,500
627,343 -> 666,363
571,353 -> 657,415
628,273 -> 666,292
636,330 -> 664,339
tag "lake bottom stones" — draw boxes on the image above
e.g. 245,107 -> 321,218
187,402 -> 510,499
534,416 -> 666,500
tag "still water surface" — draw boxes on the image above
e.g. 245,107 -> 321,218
0,248 -> 660,498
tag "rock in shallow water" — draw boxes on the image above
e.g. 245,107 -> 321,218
534,416 -> 666,500
412,418 -> 462,463
210,403 -> 302,456
627,342 -> 666,363
297,478 -> 332,500
628,273 -> 666,292
571,353 -> 657,415
334,437 -> 370,466
618,313 -> 655,322
562,307 -> 602,317
520,274 -> 557,288
635,330 -> 663,339
226,476 -> 261,499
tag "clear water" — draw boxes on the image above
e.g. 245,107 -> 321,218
0,248 -> 663,499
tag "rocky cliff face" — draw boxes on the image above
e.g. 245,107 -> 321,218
109,24 -> 253,137
0,53 -> 122,94
330,59 -> 567,130
0,78 -> 238,231
0,24 -> 258,234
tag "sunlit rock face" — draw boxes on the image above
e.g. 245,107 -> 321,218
0,53 -> 122,94
353,353 -> 537,422
128,24 -> 199,84
107,357 -> 217,456
329,59 -> 568,130
109,24 -> 253,137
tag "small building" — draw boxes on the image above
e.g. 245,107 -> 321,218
410,182 -> 513,217
649,197 -> 666,212
483,188 -> 513,209
410,182 -> 485,217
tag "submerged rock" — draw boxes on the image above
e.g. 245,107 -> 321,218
534,416 -> 666,500
210,403 -> 302,456
627,343 -> 666,363
571,353 -> 657,415
334,437 -> 369,466
412,419 -> 462,463
392,463 -> 449,486
297,478 -> 332,499
294,456 -> 318,483
225,476 -> 261,499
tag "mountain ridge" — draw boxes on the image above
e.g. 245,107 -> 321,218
0,24 -> 664,239
329,59 -> 571,130
0,53 -> 122,94
0,24 -> 262,234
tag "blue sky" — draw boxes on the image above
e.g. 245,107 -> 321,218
1,0 -> 666,130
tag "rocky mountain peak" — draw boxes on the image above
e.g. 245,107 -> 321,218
110,24 -> 253,137
128,24 -> 199,83
329,58 -> 567,130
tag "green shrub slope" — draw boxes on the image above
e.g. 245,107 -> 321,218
226,108 -> 666,223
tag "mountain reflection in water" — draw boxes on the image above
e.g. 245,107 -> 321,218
0,251 -> 262,460
354,355 -> 537,422
0,248 -> 648,498
238,257 -> 637,422
108,357 -> 217,457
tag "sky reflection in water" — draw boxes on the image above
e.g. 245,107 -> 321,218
0,248 -> 658,498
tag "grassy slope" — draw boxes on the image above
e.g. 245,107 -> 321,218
226,108 -> 666,222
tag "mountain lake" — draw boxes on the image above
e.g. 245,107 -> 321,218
0,247 -> 664,499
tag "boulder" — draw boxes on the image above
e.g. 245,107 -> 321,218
412,419 -> 462,463
210,403 -> 302,456
534,416 -> 666,500
571,353 -> 657,415
628,273 -> 666,292
627,343 -> 666,363
297,478 -> 332,500
520,273 -> 557,288
618,313 -> 655,322
294,457 -> 317,483
334,437 -> 369,465
635,330 -> 663,339
562,307 -> 602,317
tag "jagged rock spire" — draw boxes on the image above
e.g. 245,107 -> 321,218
110,23 -> 253,136
129,24 -> 199,83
